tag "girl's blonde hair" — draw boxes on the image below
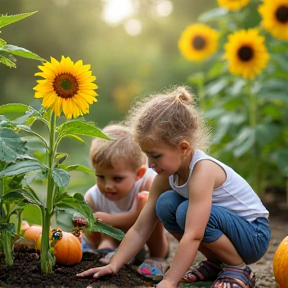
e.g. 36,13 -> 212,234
126,86 -> 211,151
90,124 -> 147,172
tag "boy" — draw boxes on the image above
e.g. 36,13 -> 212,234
81,124 -> 169,265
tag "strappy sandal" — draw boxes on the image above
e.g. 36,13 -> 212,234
212,266 -> 255,288
183,259 -> 221,283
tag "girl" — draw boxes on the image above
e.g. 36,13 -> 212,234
77,86 -> 270,288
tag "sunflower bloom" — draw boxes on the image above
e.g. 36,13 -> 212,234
178,24 -> 219,62
34,56 -> 98,119
258,0 -> 288,40
218,0 -> 250,11
223,29 -> 269,79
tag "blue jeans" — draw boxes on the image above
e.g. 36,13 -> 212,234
156,190 -> 271,264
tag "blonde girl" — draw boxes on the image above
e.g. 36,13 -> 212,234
77,87 -> 270,288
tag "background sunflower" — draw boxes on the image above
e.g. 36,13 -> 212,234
34,56 -> 98,119
258,0 -> 288,40
178,23 -> 219,61
218,0 -> 250,11
223,29 -> 270,79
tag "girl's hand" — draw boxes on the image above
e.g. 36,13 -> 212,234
76,264 -> 116,278
154,279 -> 178,288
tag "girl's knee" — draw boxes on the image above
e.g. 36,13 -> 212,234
156,190 -> 176,219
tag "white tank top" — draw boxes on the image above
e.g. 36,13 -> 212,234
169,149 -> 269,222
85,168 -> 156,214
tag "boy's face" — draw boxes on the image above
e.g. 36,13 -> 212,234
95,161 -> 140,201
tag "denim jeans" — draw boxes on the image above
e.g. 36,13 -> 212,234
156,190 -> 271,264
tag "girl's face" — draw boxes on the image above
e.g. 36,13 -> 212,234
139,138 -> 184,177
95,161 -> 139,201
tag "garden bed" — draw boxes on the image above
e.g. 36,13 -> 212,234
0,193 -> 287,288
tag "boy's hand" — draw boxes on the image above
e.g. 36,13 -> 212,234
94,211 -> 109,223
76,263 -> 116,278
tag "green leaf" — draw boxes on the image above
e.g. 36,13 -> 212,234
273,150 -> 288,175
54,193 -> 124,240
52,168 -> 70,188
0,38 -> 6,46
198,7 -> 227,22
0,54 -> 16,68
57,121 -> 110,140
179,281 -> 213,288
88,220 -> 125,241
0,103 -> 33,120
64,164 -> 94,174
225,127 -> 255,157
1,190 -> 42,207
0,128 -> 27,162
0,12 -> 37,29
0,44 -> 45,61
0,160 -> 47,178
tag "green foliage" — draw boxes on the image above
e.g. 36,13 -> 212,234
0,9 -> 125,270
182,1 -> 288,194
0,12 -> 45,67
0,103 -> 125,273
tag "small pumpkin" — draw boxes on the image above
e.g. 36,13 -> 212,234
36,228 -> 82,265
273,235 -> 288,288
23,223 -> 42,241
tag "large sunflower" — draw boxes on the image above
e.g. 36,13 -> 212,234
223,29 -> 269,79
218,0 -> 250,11
34,56 -> 98,119
178,24 -> 219,61
258,0 -> 288,40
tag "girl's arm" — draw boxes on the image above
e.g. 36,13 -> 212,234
158,160 -> 221,288
76,175 -> 171,278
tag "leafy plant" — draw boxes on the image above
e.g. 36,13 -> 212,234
0,12 -> 44,67
0,12 -> 124,274
0,11 -> 44,267
178,0 -> 288,194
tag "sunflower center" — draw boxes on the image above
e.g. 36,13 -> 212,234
54,74 -> 79,99
238,46 -> 253,62
192,35 -> 206,50
276,5 -> 288,23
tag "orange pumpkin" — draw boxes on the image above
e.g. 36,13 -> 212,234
23,224 -> 42,241
36,228 -> 82,265
273,235 -> 288,288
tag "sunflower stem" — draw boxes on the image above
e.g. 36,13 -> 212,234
40,112 -> 56,274
248,81 -> 262,194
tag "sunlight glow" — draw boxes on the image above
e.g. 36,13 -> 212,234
156,0 -> 173,17
125,19 -> 142,36
101,0 -> 134,24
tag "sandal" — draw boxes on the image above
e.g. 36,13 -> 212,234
137,258 -> 170,282
212,266 -> 255,288
183,259 -> 221,283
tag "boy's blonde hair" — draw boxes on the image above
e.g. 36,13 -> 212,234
126,86 -> 211,151
90,124 -> 147,171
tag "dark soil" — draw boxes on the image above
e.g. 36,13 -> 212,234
1,190 -> 287,288
0,252 -> 150,288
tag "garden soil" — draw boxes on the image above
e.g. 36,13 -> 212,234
0,190 -> 287,288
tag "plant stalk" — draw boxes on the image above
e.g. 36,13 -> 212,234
248,83 -> 261,194
0,223 -> 15,266
40,112 -> 56,273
